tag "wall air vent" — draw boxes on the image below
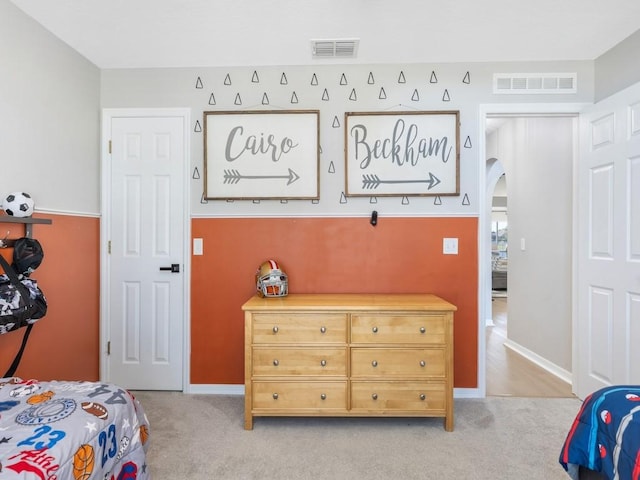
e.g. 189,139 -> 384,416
493,73 -> 577,94
311,39 -> 359,58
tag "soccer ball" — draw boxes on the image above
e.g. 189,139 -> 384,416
2,192 -> 35,217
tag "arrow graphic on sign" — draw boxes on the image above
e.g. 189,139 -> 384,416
223,168 -> 300,186
361,172 -> 441,190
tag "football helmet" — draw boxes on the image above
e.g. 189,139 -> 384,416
256,260 -> 288,297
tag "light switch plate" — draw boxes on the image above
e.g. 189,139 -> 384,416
193,238 -> 203,255
443,237 -> 458,255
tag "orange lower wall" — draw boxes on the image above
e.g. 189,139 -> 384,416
0,214 -> 478,387
0,214 -> 100,380
191,216 -> 478,388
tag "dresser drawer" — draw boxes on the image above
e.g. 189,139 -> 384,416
351,381 -> 446,411
253,313 -> 347,344
252,347 -> 347,376
351,348 -> 445,377
252,381 -> 347,410
351,314 -> 446,344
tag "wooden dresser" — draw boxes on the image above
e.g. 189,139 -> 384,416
243,293 -> 456,431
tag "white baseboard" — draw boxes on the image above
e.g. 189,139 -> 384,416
186,384 -> 484,399
187,384 -> 244,395
503,339 -> 572,385
454,388 -> 483,398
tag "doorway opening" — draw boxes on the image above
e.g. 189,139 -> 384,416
481,111 -> 576,398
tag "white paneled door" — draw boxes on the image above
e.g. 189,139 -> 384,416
103,111 -> 188,390
576,84 -> 640,399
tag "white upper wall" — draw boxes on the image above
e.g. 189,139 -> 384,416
3,0 -> 639,217
595,28 -> 640,101
102,62 -> 593,218
0,1 -> 100,216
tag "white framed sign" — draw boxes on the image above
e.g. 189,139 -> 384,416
344,111 -> 460,196
204,110 -> 320,200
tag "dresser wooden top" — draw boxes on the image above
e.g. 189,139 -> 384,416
242,293 -> 457,312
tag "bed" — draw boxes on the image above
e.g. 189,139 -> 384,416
559,385 -> 640,480
0,377 -> 150,479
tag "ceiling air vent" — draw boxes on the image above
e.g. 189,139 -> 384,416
311,39 -> 359,58
493,73 -> 577,94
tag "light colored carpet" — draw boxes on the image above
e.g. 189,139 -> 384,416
132,391 -> 581,480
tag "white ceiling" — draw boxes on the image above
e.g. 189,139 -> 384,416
9,0 -> 640,69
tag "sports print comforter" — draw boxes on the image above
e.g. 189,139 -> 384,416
560,385 -> 640,480
0,377 -> 150,479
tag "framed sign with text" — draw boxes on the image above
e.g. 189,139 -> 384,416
204,110 -> 320,200
345,111 -> 460,196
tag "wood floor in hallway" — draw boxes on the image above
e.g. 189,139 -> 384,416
486,297 -> 574,398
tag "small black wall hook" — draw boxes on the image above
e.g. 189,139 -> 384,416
370,210 -> 378,226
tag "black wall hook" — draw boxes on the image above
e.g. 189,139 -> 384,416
370,210 -> 378,226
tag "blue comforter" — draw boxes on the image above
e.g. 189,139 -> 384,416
560,386 -> 640,480
0,377 -> 150,479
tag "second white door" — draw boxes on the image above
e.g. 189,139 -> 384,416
104,110 -> 188,390
576,83 -> 640,398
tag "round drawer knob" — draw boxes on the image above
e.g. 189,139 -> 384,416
320,359 -> 327,367
371,360 -> 378,367
420,394 -> 426,401
320,326 -> 326,333
320,393 -> 326,400
372,326 -> 378,333
273,393 -> 279,400
371,393 -> 378,400
273,359 -> 279,366
420,326 -> 426,334
272,326 -> 279,334
420,360 -> 426,367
